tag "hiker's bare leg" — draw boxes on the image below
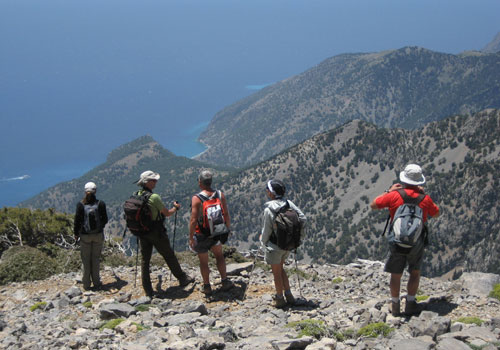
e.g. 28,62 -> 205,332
211,245 -> 227,280
407,270 -> 420,296
197,252 -> 210,285
271,263 -> 284,295
390,273 -> 402,298
280,262 -> 291,291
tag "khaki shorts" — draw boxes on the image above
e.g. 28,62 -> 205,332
264,246 -> 290,265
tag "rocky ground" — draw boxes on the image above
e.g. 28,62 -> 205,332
0,257 -> 499,350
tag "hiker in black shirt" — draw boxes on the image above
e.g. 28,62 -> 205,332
74,182 -> 108,291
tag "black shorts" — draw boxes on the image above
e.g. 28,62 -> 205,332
384,240 -> 425,274
192,233 -> 229,254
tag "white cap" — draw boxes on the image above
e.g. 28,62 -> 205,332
84,182 -> 97,193
399,164 -> 425,186
136,170 -> 160,186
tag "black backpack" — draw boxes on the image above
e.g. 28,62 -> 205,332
83,200 -> 101,234
123,191 -> 154,236
269,201 -> 302,251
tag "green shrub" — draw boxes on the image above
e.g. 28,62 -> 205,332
416,295 -> 429,302
100,318 -> 124,331
286,319 -> 332,340
332,277 -> 343,284
131,322 -> 149,331
357,322 -> 394,338
286,267 -> 313,280
333,328 -> 357,342
454,317 -> 484,326
30,301 -> 47,312
135,304 -> 151,312
102,252 -> 133,268
82,301 -> 92,308
489,284 -> 500,300
0,246 -> 59,285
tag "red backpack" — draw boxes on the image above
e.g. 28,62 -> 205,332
196,190 -> 229,237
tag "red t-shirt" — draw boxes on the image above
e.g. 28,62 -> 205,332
375,188 -> 439,222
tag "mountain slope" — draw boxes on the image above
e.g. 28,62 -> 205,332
219,109 -> 500,277
482,31 -> 500,53
21,110 -> 500,277
20,135 -> 233,247
196,47 -> 500,167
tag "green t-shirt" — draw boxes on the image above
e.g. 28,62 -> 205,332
138,190 -> 164,221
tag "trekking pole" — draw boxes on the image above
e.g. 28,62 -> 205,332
169,208 -> 178,281
172,209 -> 178,251
134,236 -> 139,288
242,246 -> 262,301
381,215 -> 391,237
294,249 -> 303,298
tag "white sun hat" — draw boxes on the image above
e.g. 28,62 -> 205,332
399,164 -> 425,186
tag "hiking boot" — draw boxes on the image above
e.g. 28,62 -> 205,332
273,294 -> 287,309
404,300 -> 420,316
219,278 -> 234,292
390,300 -> 401,317
178,274 -> 195,287
202,283 -> 213,296
284,291 -> 296,305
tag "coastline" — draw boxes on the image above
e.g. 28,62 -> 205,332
191,139 -> 210,159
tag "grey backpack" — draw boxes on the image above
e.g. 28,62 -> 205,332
83,201 -> 101,234
388,189 -> 426,248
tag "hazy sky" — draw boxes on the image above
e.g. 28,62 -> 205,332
1,0 -> 499,206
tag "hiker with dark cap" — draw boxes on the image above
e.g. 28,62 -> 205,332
135,170 -> 194,298
370,164 -> 439,316
74,182 -> 108,291
261,179 -> 306,308
189,170 -> 233,296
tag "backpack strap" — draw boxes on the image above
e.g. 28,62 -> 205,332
195,190 -> 219,203
396,189 -> 426,206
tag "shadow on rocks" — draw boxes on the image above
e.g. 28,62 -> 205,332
99,273 -> 128,292
205,280 -> 247,303
420,296 -> 458,316
287,298 -> 320,310
154,277 -> 197,300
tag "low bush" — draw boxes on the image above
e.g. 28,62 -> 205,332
489,284 -> 500,300
0,246 -> 59,284
416,295 -> 429,302
286,319 -> 332,340
30,301 -> 47,312
454,317 -> 484,326
357,322 -> 394,338
100,318 -> 124,331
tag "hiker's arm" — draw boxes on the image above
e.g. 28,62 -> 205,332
221,192 -> 231,229
260,208 -> 273,245
189,196 -> 201,248
99,201 -> 108,228
160,201 -> 180,217
428,200 -> 440,218
74,203 -> 83,236
370,183 -> 402,209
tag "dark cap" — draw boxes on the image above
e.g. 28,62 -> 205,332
266,179 -> 286,198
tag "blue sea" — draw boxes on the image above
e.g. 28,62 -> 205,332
1,0 -> 499,208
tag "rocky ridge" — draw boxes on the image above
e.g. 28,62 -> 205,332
1,258 -> 499,350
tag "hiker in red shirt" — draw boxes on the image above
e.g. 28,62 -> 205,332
370,164 -> 439,316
